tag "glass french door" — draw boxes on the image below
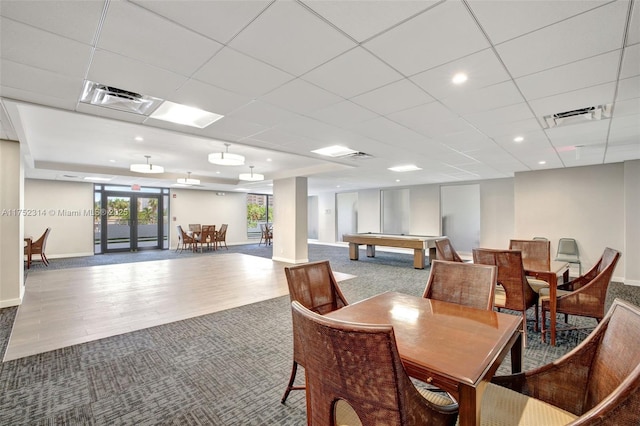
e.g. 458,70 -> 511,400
100,193 -> 162,252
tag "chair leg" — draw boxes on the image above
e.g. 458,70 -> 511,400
541,307 -> 547,343
41,253 -> 49,266
281,361 -> 305,404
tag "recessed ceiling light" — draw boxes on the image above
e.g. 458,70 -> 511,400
395,179 -> 400,182
513,136 -> 524,142
388,165 -> 422,172
312,145 -> 358,157
266,158 -> 272,162
538,160 -> 546,165
134,136 -> 144,142
452,73 -> 468,84
150,101 -> 223,128
109,159 -> 116,163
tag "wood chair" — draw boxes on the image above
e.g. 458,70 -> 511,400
540,247 -> 621,338
473,248 -> 539,343
509,238 -> 552,295
434,238 -> 463,262
176,225 -> 198,252
281,260 -> 349,404
423,260 -> 497,311
24,227 -> 51,268
199,225 -> 216,251
216,224 -> 228,249
258,223 -> 272,246
484,298 -> 640,425
291,300 -> 459,426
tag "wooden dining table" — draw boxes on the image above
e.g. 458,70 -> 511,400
522,259 -> 570,346
325,291 -> 523,426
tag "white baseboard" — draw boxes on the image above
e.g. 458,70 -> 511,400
272,256 -> 309,264
622,279 -> 640,287
0,297 -> 22,308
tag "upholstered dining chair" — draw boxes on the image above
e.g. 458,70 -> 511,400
291,300 -> 459,426
25,227 -> 51,268
281,260 -> 349,404
434,238 -> 463,262
216,224 -> 228,249
176,225 -> 198,252
423,260 -> 497,311
482,298 -> 640,425
540,247 -> 621,339
555,237 -> 581,275
473,248 -> 539,344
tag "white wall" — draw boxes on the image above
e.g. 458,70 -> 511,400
317,192 -> 336,243
410,184 -> 440,235
624,160 -> 640,286
24,179 -> 94,258
357,189 -> 381,233
0,140 -> 23,307
514,164 -> 626,281
169,188 -> 250,248
480,178 -> 514,249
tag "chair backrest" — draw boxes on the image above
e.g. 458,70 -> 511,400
582,299 -> 640,420
176,225 -> 184,243
509,239 -> 550,264
201,225 -> 216,242
32,227 -> 51,253
218,224 -> 228,239
435,238 -> 463,262
291,301 -> 458,426
473,248 -> 537,311
188,223 -> 201,233
557,238 -> 578,256
423,260 -> 497,311
178,225 -> 196,243
284,260 -> 348,315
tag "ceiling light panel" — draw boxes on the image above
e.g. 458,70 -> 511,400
149,101 -> 224,128
388,165 -> 422,172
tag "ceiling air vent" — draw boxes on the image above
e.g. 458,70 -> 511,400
543,104 -> 611,128
341,151 -> 374,159
80,80 -> 163,115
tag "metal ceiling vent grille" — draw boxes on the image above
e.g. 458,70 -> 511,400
342,151 -> 374,159
543,104 -> 612,128
80,80 -> 163,115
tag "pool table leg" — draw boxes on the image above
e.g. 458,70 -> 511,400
413,249 -> 426,269
348,243 -> 359,260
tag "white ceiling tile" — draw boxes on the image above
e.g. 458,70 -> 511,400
350,79 -> 433,116
193,47 -> 294,98
468,0 -> 611,45
348,116 -> 426,147
0,84 -> 78,112
226,101 -> 303,128
528,82 -> 617,118
245,127 -> 320,149
199,116 -> 268,141
410,48 -> 510,100
88,50 -> 188,100
76,103 -> 147,124
228,1 -> 355,76
364,1 -> 490,76
301,47 -> 403,98
516,50 -> 621,100
495,2 -> 628,78
1,60 -> 83,103
1,18 -> 92,78
131,0 -> 270,44
98,2 -> 222,76
172,79 -> 252,116
309,100 -> 379,128
463,102 -> 536,130
388,102 -> 475,138
0,0 -> 104,44
301,0 -> 439,42
616,76 -> 640,101
613,97 -> 640,118
605,142 -> 640,162
545,120 -> 611,148
474,117 -> 543,141
259,79 -> 343,115
620,43 -> 640,79
609,113 -> 640,141
440,80 -> 525,116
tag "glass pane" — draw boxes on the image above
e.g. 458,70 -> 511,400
247,194 -> 267,239
106,196 -> 131,250
163,195 -> 169,249
137,196 -> 159,248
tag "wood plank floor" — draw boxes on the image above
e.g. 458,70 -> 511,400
4,253 -> 355,361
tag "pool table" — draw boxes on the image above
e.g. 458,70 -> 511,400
342,233 -> 443,269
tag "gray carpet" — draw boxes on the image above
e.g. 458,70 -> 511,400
2,243 -> 639,425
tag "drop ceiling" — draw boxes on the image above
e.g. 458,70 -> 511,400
1,0 -> 638,195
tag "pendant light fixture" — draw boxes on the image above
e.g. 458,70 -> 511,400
238,165 -> 264,181
208,143 -> 245,166
177,172 -> 200,185
130,155 -> 164,173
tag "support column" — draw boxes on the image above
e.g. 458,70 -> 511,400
272,177 -> 308,264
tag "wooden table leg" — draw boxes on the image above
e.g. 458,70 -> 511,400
413,248 -> 425,269
458,383 -> 482,426
348,243 -> 359,260
511,332 -> 523,373
366,244 -> 375,257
